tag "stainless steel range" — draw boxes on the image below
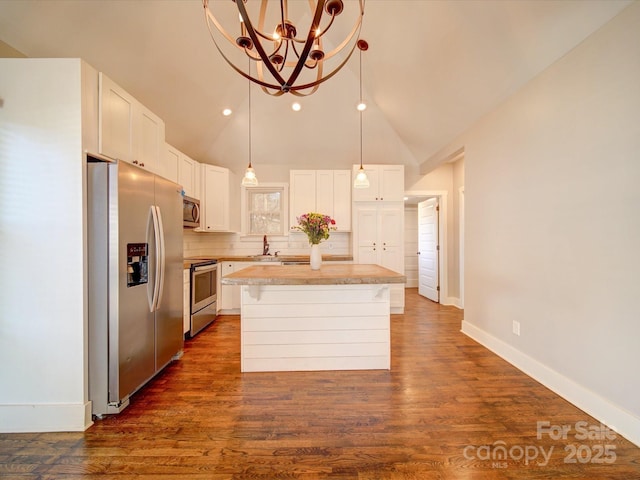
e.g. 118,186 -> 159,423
189,259 -> 218,337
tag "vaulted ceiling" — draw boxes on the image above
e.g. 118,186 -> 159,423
0,0 -> 632,177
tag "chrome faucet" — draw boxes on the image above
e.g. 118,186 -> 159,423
262,235 -> 270,256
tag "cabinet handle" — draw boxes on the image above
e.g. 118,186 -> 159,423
140,162 -> 145,167
380,197 -> 383,201
133,160 -> 139,165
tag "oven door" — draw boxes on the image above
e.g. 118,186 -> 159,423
191,263 -> 217,313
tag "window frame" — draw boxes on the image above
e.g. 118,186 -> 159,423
240,183 -> 289,237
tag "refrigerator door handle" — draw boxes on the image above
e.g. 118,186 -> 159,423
150,205 -> 162,312
155,205 -> 166,310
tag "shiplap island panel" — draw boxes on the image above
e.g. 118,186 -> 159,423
222,264 -> 406,372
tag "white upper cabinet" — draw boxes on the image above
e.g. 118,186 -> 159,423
99,73 -> 165,173
202,164 -> 238,232
165,143 -> 200,198
163,143 -> 180,184
99,73 -> 135,162
352,164 -> 405,202
137,104 -> 165,174
289,170 -> 351,232
178,153 -> 199,199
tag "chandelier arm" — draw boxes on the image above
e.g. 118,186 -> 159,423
312,11 -> 337,41
237,0 -> 288,90
287,38 -> 358,93
317,1 -> 364,61
284,0 -> 326,89
204,5 -> 245,49
282,0 -> 364,65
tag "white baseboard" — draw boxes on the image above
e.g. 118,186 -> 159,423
0,401 -> 93,433
441,296 -> 463,309
461,320 -> 640,448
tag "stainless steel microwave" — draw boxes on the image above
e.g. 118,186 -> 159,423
183,195 -> 200,228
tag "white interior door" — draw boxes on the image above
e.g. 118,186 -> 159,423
418,198 -> 439,302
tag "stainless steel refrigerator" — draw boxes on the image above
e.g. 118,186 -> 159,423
87,156 -> 183,417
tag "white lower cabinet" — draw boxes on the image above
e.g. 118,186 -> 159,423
183,269 -> 190,335
220,262 -> 281,313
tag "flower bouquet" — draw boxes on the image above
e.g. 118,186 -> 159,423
293,212 -> 336,245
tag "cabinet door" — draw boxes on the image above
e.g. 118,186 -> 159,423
220,262 -> 239,310
379,205 -> 404,247
356,206 -> 378,248
178,153 -> 198,198
137,105 -> 165,173
379,165 -> 404,201
351,165 -> 381,202
163,143 -> 180,183
315,170 -> 334,217
183,269 -> 190,335
332,170 -> 351,231
99,73 -> 135,162
289,170 -> 317,230
203,165 -> 229,231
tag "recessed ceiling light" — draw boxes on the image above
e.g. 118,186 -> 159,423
292,102 -> 301,112
222,108 -> 232,116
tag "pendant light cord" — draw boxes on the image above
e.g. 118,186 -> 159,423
248,64 -> 252,168
359,47 -> 363,169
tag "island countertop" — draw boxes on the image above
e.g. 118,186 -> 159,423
222,263 -> 406,286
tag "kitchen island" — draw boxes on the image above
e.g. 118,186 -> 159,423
222,264 -> 406,372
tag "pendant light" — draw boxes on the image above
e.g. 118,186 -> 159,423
242,65 -> 258,186
353,39 -> 369,189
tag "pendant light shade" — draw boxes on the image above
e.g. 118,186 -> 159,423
242,162 -> 258,186
353,39 -> 369,189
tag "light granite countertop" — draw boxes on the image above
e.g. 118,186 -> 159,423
184,254 -> 352,269
221,264 -> 406,286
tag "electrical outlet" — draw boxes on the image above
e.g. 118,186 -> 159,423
512,320 -> 521,336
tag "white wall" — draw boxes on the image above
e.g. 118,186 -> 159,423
0,59 -> 90,431
424,3 -> 640,446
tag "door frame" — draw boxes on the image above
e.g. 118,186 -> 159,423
405,189 -> 450,305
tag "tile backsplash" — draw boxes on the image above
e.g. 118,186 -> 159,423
183,230 -> 351,258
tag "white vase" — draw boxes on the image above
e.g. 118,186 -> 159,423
310,243 -> 322,270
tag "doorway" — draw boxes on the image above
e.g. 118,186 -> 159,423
404,190 -> 448,304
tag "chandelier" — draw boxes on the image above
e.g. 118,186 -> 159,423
203,0 -> 365,96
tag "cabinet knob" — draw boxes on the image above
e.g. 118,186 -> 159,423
133,160 -> 138,165
140,163 -> 145,167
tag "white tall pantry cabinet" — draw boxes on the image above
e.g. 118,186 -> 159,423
352,165 -> 405,313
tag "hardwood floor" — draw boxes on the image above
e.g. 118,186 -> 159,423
2,288 -> 639,479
